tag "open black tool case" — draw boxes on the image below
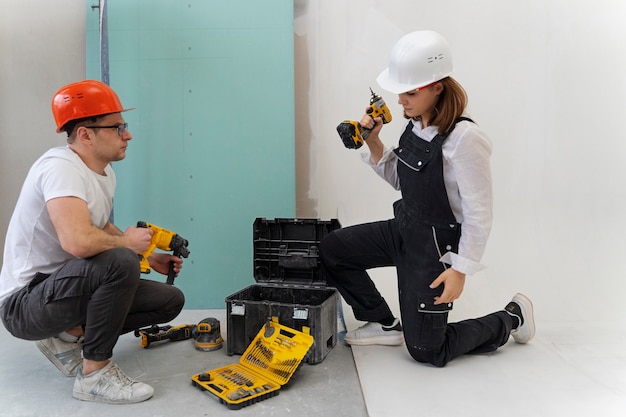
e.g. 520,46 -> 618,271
225,217 -> 341,364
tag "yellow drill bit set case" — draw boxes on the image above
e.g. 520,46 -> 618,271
191,318 -> 314,410
225,217 -> 341,365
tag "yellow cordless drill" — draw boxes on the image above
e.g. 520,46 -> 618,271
137,221 -> 190,285
336,88 -> 393,149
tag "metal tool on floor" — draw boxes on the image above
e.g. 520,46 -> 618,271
134,323 -> 197,348
134,317 -> 223,350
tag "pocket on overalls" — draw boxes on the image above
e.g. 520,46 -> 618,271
417,297 -> 453,314
415,296 -> 452,349
430,223 -> 461,263
395,145 -> 434,172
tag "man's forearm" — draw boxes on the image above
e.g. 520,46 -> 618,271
103,221 -> 124,236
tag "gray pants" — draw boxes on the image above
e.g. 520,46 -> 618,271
0,248 -> 185,361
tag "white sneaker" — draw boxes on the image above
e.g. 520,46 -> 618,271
36,336 -> 82,377
506,293 -> 536,344
344,318 -> 403,346
73,361 -> 154,404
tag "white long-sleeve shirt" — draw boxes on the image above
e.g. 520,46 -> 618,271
361,117 -> 493,275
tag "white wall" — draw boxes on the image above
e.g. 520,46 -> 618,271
0,0 -> 86,249
2,0 -> 625,325
299,0 -> 626,325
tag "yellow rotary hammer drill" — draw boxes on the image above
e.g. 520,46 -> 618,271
137,221 -> 190,285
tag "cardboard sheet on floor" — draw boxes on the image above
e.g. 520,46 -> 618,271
350,322 -> 626,417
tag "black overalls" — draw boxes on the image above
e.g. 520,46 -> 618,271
320,120 -> 513,367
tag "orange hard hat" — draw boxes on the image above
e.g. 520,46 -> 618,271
51,80 -> 133,133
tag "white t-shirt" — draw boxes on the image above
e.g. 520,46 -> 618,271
0,146 -> 116,306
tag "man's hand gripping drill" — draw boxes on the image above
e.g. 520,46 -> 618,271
136,221 -> 190,285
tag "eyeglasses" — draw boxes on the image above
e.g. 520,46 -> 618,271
84,123 -> 128,136
406,82 -> 439,94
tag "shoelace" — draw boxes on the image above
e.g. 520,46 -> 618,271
104,363 -> 134,385
89,363 -> 136,398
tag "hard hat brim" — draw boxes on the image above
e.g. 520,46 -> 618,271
376,68 -> 451,95
54,107 -> 135,133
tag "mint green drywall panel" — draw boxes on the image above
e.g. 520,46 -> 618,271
86,0 -> 295,308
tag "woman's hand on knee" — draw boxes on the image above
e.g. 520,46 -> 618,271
430,268 -> 466,305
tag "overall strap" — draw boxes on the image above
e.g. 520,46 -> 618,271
444,116 -> 476,137
440,116 -> 475,139
454,116 -> 474,125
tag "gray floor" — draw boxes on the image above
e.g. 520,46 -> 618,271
0,309 -> 367,417
5,307 -> 625,417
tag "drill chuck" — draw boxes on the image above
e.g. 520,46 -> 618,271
170,235 -> 190,258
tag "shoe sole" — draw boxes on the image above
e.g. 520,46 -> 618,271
35,340 -> 81,377
73,390 -> 154,404
344,334 -> 404,346
511,293 -> 535,344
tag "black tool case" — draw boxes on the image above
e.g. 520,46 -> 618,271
226,217 -> 341,364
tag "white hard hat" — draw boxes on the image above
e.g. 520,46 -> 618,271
376,30 -> 453,94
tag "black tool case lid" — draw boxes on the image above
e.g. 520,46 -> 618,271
253,217 -> 341,287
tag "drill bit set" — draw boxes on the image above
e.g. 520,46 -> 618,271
191,317 -> 314,410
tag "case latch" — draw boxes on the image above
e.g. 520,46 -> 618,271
231,304 -> 246,316
293,307 -> 309,320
